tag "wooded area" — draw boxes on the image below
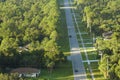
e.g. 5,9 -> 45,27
0,0 -> 120,79
0,0 -> 65,75
76,0 -> 120,79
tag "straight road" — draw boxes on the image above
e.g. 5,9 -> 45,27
63,0 -> 87,80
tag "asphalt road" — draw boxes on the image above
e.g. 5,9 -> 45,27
63,0 -> 87,80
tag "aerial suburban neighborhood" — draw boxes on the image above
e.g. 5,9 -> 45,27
0,0 -> 120,80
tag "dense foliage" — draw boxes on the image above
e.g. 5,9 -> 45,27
0,0 -> 65,71
75,0 -> 120,79
0,73 -> 23,80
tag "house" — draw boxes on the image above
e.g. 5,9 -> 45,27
11,67 -> 40,77
18,45 -> 29,53
102,31 -> 113,40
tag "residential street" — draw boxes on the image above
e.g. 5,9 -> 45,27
64,0 -> 87,80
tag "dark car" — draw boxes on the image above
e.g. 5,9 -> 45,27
69,35 -> 72,38
75,69 -> 78,72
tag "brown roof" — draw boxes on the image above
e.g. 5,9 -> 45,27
102,31 -> 112,37
11,67 -> 40,74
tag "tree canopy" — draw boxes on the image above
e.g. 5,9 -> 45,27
0,0 -> 65,72
76,0 -> 120,79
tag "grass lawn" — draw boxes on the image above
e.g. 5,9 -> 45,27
79,44 -> 83,47
57,0 -> 70,55
80,47 -> 97,60
81,52 -> 87,60
90,62 -> 107,80
84,62 -> 92,79
83,62 -> 107,80
87,51 -> 97,60
81,34 -> 92,39
84,62 -> 106,80
82,39 -> 93,43
84,44 -> 93,47
27,61 -> 73,80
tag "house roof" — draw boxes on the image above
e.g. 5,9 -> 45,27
102,31 -> 113,39
102,31 -> 112,37
11,67 -> 40,74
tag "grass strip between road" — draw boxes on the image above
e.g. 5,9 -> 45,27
57,0 -> 70,56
